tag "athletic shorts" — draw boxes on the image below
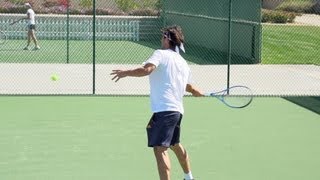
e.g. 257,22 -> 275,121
146,111 -> 182,148
28,24 -> 36,30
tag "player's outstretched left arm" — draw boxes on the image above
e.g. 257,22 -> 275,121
10,17 -> 28,25
111,63 -> 156,82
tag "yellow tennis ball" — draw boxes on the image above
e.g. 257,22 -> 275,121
51,74 -> 59,81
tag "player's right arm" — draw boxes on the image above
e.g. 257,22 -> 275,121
10,17 -> 26,25
186,84 -> 203,97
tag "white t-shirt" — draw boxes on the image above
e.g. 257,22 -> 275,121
27,8 -> 35,25
144,49 -> 193,114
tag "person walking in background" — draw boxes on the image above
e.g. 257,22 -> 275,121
22,3 -> 40,50
111,25 -> 203,180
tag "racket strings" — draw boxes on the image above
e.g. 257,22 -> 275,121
210,86 -> 253,108
223,87 -> 252,108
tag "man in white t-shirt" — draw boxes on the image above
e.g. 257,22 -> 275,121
111,25 -> 203,180
23,3 -> 40,50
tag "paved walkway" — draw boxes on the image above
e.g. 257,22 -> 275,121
294,14 -> 320,26
0,64 -> 319,96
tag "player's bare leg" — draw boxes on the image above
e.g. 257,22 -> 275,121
170,143 -> 194,179
30,30 -> 40,50
24,30 -> 31,50
154,146 -> 171,180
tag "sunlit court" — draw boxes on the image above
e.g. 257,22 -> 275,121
0,96 -> 319,180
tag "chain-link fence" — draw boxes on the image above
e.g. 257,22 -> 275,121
0,0 -> 319,96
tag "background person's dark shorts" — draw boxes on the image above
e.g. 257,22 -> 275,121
28,24 -> 36,30
146,111 -> 182,147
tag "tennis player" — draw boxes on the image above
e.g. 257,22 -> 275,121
23,3 -> 40,50
111,25 -> 203,180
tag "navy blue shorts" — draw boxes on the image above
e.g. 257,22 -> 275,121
146,111 -> 182,148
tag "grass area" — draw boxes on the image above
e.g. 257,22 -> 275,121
0,96 -> 319,180
262,24 -> 320,64
281,0 -> 313,4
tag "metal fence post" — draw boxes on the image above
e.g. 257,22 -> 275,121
93,0 -> 96,94
227,0 -> 233,91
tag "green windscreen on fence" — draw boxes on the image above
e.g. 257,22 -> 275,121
163,0 -> 262,64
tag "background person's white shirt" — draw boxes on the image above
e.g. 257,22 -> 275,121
144,49 -> 193,114
27,8 -> 35,25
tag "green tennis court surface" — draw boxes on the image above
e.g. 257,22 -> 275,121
0,96 -> 319,180
0,39 -> 232,64
0,40 -> 156,64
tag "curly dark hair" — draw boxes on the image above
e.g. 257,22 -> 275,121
161,25 -> 185,49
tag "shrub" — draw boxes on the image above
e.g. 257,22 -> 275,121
129,8 -> 159,16
79,0 -> 92,9
96,8 -> 124,16
310,1 -> 320,14
139,0 -> 159,9
262,9 -> 297,23
115,0 -> 160,13
0,5 -> 26,14
59,0 -> 69,7
43,0 -> 60,8
276,2 -> 314,13
7,0 -> 25,5
68,8 -> 82,15
115,0 -> 138,12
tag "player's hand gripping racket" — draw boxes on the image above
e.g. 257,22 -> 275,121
205,85 -> 253,108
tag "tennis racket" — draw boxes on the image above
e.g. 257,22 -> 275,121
205,85 -> 253,108
10,18 -> 24,26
